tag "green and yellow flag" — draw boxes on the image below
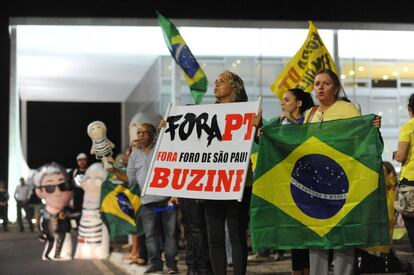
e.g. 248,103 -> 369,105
250,115 -> 389,250
100,172 -> 142,240
271,21 -> 338,99
157,12 -> 208,105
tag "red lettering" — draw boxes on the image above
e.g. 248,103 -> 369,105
277,67 -> 301,90
149,167 -> 170,188
171,169 -> 188,190
222,114 -> 243,141
215,170 -> 234,192
169,152 -> 177,162
277,75 -> 290,90
157,151 -> 177,162
223,113 -> 255,141
186,169 -> 205,191
157,151 -> 164,161
243,113 -> 254,140
204,170 -> 216,192
289,67 -> 301,82
232,169 -> 245,192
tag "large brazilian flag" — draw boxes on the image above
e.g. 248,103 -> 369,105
157,12 -> 208,105
100,171 -> 142,240
250,114 -> 389,250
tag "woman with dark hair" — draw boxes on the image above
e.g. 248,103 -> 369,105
304,69 -> 361,123
305,69 -> 381,275
204,70 -> 252,275
253,88 -> 314,275
280,88 -> 315,125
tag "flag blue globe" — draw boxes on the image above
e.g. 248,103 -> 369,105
290,154 -> 349,219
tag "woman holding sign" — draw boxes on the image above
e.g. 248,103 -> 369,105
204,70 -> 253,275
305,69 -> 381,275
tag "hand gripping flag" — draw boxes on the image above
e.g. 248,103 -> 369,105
271,21 -> 338,99
157,12 -> 208,105
100,171 -> 142,240
250,115 -> 389,250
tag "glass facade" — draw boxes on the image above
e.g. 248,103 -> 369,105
160,40 -> 414,168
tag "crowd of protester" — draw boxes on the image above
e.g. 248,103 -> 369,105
2,68 -> 414,275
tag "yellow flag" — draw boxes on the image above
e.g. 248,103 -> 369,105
271,21 -> 338,99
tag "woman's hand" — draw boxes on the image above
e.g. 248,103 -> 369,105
159,119 -> 167,129
252,110 -> 263,128
168,196 -> 179,205
372,115 -> 381,128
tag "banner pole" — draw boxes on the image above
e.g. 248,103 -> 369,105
141,102 -> 173,197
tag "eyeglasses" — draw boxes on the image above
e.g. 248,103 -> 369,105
38,182 -> 73,194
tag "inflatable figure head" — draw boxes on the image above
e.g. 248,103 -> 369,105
81,163 -> 107,197
86,121 -> 115,166
87,121 -> 107,141
34,162 -> 73,215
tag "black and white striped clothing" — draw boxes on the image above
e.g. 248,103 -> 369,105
91,138 -> 114,159
78,208 -> 103,244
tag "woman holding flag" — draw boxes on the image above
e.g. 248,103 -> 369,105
305,69 -> 381,275
253,88 -> 314,275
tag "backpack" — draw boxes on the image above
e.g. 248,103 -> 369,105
394,184 -> 414,217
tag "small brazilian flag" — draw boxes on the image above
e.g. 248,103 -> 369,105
157,11 -> 208,105
250,114 -> 389,250
100,172 -> 142,240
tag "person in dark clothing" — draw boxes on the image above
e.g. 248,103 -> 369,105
179,198 -> 212,275
14,177 -> 34,232
69,152 -> 89,228
203,70 -> 252,275
0,180 -> 9,232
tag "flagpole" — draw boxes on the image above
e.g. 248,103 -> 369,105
237,96 -> 263,202
141,102 -> 173,198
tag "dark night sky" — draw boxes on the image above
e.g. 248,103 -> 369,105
26,102 -> 121,169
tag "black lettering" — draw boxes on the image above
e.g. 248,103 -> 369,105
165,115 -> 183,140
207,115 -> 222,147
179,113 -> 196,141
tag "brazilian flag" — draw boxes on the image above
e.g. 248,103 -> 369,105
100,171 -> 142,240
250,114 -> 389,250
157,11 -> 208,105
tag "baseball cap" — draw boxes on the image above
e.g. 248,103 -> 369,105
76,153 -> 88,160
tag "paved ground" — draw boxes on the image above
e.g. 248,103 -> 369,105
110,234 -> 414,275
0,224 -> 125,275
2,222 -> 414,274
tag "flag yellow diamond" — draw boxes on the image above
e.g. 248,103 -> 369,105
254,136 -> 378,237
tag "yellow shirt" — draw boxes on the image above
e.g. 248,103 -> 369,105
304,100 -> 361,123
399,118 -> 414,180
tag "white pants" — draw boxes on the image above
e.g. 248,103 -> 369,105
309,248 -> 354,275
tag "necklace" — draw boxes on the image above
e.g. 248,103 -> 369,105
317,111 -> 324,122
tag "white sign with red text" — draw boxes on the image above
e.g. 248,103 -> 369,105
143,101 -> 260,200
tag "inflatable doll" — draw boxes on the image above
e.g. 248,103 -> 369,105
34,162 -> 74,261
74,163 -> 110,259
87,120 -> 115,169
